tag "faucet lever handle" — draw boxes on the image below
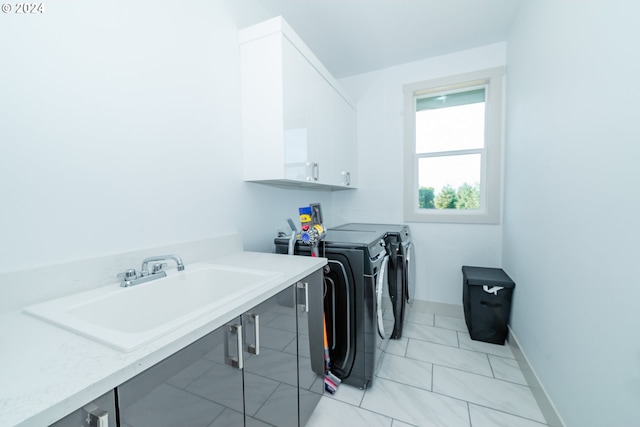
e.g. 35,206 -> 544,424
152,263 -> 167,274
117,269 -> 138,281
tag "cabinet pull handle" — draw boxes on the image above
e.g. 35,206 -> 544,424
225,324 -> 244,369
82,404 -> 109,427
247,313 -> 260,355
298,281 -> 309,313
305,161 -> 317,182
342,171 -> 351,186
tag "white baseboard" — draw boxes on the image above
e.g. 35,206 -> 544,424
508,328 -> 566,427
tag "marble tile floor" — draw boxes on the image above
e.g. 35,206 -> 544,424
306,307 -> 548,427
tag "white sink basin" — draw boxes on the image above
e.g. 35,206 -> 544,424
23,263 -> 283,352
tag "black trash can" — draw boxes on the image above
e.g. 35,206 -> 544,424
462,266 -> 515,345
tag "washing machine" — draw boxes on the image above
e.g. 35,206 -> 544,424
275,229 -> 392,389
331,223 -> 415,339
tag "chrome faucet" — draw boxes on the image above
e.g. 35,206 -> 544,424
116,254 -> 185,287
140,254 -> 185,276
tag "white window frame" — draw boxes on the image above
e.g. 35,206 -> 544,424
403,67 -> 504,224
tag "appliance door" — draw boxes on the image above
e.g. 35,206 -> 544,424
391,250 -> 406,339
405,241 -> 416,304
376,255 -> 390,339
384,236 -> 406,339
323,253 -> 357,380
374,254 -> 392,376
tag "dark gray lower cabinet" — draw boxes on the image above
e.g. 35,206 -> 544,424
117,272 -> 324,427
241,287 -> 298,427
117,312 -> 243,427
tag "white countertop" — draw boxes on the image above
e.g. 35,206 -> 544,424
0,250 -> 326,427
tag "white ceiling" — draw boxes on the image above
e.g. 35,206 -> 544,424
250,0 -> 523,78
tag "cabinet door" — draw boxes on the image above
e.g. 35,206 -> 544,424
309,73 -> 357,188
296,270 -> 325,426
242,286 -> 299,427
333,94 -> 357,188
49,390 -> 116,427
283,38 -> 313,182
309,69 -> 338,186
241,32 -> 286,182
117,317 -> 245,427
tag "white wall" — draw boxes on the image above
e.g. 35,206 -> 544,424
504,1 -> 640,426
0,0 -> 332,274
335,44 -> 506,304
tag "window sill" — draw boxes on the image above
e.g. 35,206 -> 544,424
404,210 -> 500,225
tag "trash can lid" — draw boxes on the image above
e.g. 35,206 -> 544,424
462,266 -> 515,287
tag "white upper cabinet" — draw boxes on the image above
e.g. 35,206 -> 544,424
240,17 -> 357,190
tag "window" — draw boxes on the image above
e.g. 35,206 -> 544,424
403,67 -> 504,224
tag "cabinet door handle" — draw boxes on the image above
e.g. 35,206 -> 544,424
82,404 -> 109,427
247,313 -> 260,355
225,324 -> 244,369
305,161 -> 319,182
298,281 -> 309,313
342,171 -> 351,186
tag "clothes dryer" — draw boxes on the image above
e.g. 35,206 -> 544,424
330,223 -> 415,339
275,229 -> 391,389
